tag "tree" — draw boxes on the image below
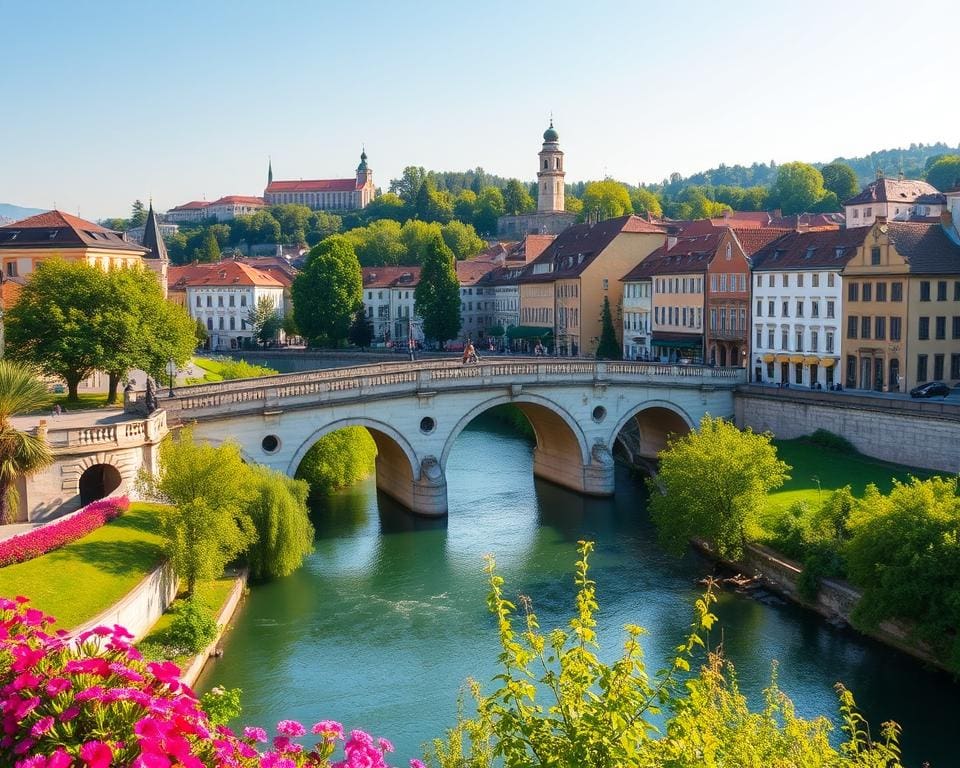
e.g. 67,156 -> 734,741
595,297 -> 621,359
0,362 -> 53,523
194,317 -> 209,348
291,235 -> 362,346
363,192 -> 407,222
389,165 -> 427,204
472,187 -> 506,235
414,233 -> 461,344
453,189 -> 477,222
440,220 -> 484,260
581,180 -> 633,221
649,416 -> 789,560
347,307 -> 374,349
294,426 -> 378,495
247,295 -> 282,345
243,466 -> 314,581
769,162 -> 828,215
503,179 -> 534,215
925,155 -> 960,191
197,230 -> 221,262
6,260 -> 112,401
344,219 -> 405,266
142,428 -> 257,596
820,162 -> 859,204
629,188 -> 663,219
846,477 -> 960,670
130,200 -> 147,228
565,195 -> 583,215
414,177 -> 453,223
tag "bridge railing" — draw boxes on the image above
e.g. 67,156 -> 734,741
35,410 -> 168,452
158,359 -> 746,420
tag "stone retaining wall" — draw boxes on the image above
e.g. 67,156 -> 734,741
180,570 -> 248,688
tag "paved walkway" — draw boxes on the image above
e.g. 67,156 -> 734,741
11,407 -> 128,433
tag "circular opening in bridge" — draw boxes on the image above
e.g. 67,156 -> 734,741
261,434 -> 281,454
592,405 -> 607,423
420,417 -> 436,434
78,464 -> 123,506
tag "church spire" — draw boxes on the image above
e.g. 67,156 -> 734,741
268,157 -> 273,186
141,201 -> 168,262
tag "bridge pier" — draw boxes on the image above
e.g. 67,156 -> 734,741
375,454 -> 448,517
532,441 -> 615,497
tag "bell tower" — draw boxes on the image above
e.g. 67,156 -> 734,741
537,119 -> 565,213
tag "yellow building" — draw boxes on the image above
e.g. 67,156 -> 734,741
517,215 -> 665,355
0,210 -> 156,306
841,219 -> 960,391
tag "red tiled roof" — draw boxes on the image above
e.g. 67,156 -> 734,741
169,201 -> 210,212
266,179 -> 358,193
731,227 -> 793,256
0,210 -> 147,253
170,261 -> 284,288
210,196 -> 266,206
361,266 -> 422,288
886,222 -> 960,275
456,259 -> 498,285
621,232 -> 723,281
844,177 -> 939,206
750,228 -> 870,271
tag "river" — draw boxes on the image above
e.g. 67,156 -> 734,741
198,416 -> 957,766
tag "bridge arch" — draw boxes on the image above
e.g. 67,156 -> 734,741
608,400 -> 696,462
287,418 -> 421,481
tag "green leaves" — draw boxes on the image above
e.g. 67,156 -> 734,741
291,235 -> 363,346
414,234 -> 461,344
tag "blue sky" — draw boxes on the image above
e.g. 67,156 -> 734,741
2,0 -> 957,219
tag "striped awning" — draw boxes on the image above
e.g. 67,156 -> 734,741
775,353 -> 790,363
804,356 -> 820,365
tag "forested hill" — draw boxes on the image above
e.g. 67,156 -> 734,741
655,142 -> 960,195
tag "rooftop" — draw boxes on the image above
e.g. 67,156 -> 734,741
169,260 -> 284,288
750,228 -> 870,271
266,178 -> 360,193
362,266 -> 422,288
844,177 -> 940,207
621,231 -> 724,281
0,210 -> 148,253
886,221 -> 960,275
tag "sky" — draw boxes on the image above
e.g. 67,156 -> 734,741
1,0 -> 958,220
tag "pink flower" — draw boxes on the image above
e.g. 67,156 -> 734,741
30,716 -> 55,737
244,726 -> 268,742
276,719 -> 306,738
146,660 -> 181,685
79,741 -> 113,768
410,761 -> 426,768
60,706 -> 80,721
46,677 -> 72,696
311,720 -> 345,739
48,749 -> 73,768
378,737 -> 394,753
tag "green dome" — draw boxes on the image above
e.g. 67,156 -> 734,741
357,149 -> 368,172
543,121 -> 559,142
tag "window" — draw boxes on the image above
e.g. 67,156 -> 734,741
796,300 -> 804,318
826,331 -> 834,353
811,330 -> 819,351
826,300 -> 835,318
768,300 -> 775,316
920,281 -> 931,301
218,317 -> 224,330
768,329 -> 775,347
602,278 -> 608,290
919,316 -> 930,340
795,364 -> 803,385
853,209 -> 859,219
890,316 -> 902,341
739,274 -> 746,292
206,296 -> 212,307
936,316 -> 946,340
710,275 -> 718,292
934,354 -> 945,381
218,296 -> 224,307
206,317 -> 213,330
938,281 -> 947,301
796,331 -> 804,351
768,274 -> 775,287
875,282 -> 886,302
951,354 -> 960,380
781,329 -> 789,349
782,301 -> 789,317
954,282 -> 960,301
241,295 -> 247,307
891,282 -> 903,301
871,246 -> 881,265
812,273 -> 820,287
195,295 -> 201,307
865,207 -> 872,217
848,282 -> 859,301
756,329 -> 763,348
811,300 -> 820,318
847,316 -> 858,339
953,316 -> 960,339
720,308 -> 727,330
719,274 -> 727,292
861,316 -> 871,339
782,274 -> 789,288
917,355 -> 928,383
862,283 -> 872,302
827,273 -> 835,287
229,317 -> 235,330
875,316 -> 885,340
756,300 -> 762,317
797,273 -> 805,288
757,274 -> 762,287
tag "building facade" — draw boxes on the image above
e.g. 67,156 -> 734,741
457,260 -> 497,340
361,267 -> 423,345
705,230 -> 750,368
620,278 -> 652,359
843,173 -> 943,228
264,151 -> 376,211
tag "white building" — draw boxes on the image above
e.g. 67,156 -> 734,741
749,229 -> 868,387
457,260 -> 498,340
361,267 -> 424,345
165,201 -> 211,224
844,173 -> 944,228
165,196 -> 266,224
619,278 -> 652,360
175,261 -> 285,350
265,151 -> 376,211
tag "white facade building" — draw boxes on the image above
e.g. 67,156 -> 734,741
621,279 -> 652,360
361,268 -> 424,345
844,174 -> 944,228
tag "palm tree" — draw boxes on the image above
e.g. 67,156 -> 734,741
0,361 -> 54,524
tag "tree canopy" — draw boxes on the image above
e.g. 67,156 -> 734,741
596,296 -> 621,359
925,155 -> 960,191
414,234 -> 461,344
821,162 -> 859,203
291,235 -> 362,347
581,180 -> 633,220
769,162 -> 829,215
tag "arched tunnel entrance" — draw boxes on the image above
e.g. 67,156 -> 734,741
78,463 -> 123,506
612,405 -> 693,474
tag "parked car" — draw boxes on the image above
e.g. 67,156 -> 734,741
909,381 -> 951,398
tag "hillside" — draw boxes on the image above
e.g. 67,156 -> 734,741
0,203 -> 47,223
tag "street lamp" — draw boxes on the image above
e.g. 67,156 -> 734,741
166,358 -> 177,398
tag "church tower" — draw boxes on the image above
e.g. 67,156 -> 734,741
268,157 -> 273,186
356,148 -> 372,187
537,119 -> 565,213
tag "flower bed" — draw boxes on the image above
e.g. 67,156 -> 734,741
0,496 -> 130,567
0,596 -> 414,768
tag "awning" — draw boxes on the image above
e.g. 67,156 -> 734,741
820,357 -> 837,368
804,356 -> 820,365
653,339 -> 702,349
762,353 -> 776,363
790,355 -> 805,364
775,354 -> 790,362
506,325 -> 554,339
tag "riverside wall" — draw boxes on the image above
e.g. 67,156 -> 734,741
734,386 -> 960,473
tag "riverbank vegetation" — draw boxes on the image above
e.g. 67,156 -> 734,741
651,420 -> 960,673
188,356 -> 278,384
139,575 -> 236,661
295,426 -> 378,495
0,502 -> 165,627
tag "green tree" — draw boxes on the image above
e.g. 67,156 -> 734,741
821,162 -> 860,203
198,230 -> 221,262
400,219 -> 443,264
440,220 -> 485,260
453,189 -> 477,222
629,188 -> 663,218
649,416 -> 789,560
243,466 -> 314,581
363,192 -> 407,222
595,297 -> 621,359
414,177 -> 453,223
389,165 -> 427,204
769,162 -> 828,215
925,155 -> 960,191
415,233 -> 462,344
6,260 -> 112,401
347,307 -> 374,349
130,200 -> 147,228
194,317 -> 209,348
472,187 -> 506,235
846,476 -> 960,670
291,235 -> 362,346
246,210 -> 282,244
0,362 -> 53,523
294,426 -> 378,495
565,194 -> 583,215
142,428 -> 257,596
581,180 -> 633,221
344,219 -> 405,266
503,179 -> 535,215
247,295 -> 282,345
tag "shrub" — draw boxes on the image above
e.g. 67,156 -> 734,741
200,685 -> 243,726
295,427 -> 377,495
168,598 -> 219,654
244,467 -> 315,581
809,429 -> 856,454
0,496 -> 129,567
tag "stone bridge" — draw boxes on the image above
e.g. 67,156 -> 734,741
145,358 -> 745,516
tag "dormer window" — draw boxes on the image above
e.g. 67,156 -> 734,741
48,230 -> 58,240
805,247 -> 815,259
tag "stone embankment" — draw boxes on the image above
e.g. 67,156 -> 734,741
180,569 -> 248,688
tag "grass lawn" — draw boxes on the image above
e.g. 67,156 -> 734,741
26,392 -> 115,414
759,438 -> 937,530
0,503 -> 167,629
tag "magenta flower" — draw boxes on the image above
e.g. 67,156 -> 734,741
276,719 -> 306,738
378,737 -> 395,753
45,677 -> 71,696
410,761 -> 427,768
244,726 -> 269,742
30,715 -> 55,737
311,719 -> 345,739
79,740 -> 113,768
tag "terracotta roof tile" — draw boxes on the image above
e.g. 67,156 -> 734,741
266,179 -> 358,193
750,228 -> 869,271
886,222 -> 960,274
361,266 -> 422,288
0,210 -> 147,253
170,261 -> 284,288
844,177 -> 940,206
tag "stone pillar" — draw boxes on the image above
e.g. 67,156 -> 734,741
374,454 -> 448,517
583,442 -> 615,496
